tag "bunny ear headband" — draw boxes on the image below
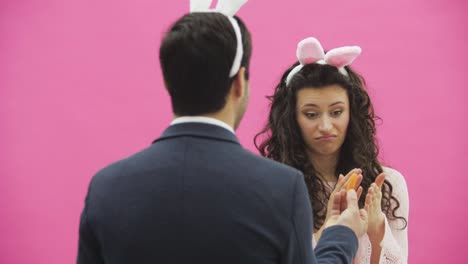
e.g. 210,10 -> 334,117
190,0 -> 248,77
285,37 -> 362,86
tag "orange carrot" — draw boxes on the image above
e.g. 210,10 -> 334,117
347,173 -> 358,191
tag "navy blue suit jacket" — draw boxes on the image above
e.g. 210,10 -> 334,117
78,122 -> 358,264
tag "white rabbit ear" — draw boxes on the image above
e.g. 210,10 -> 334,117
216,0 -> 248,16
324,46 -> 362,68
296,37 -> 325,65
190,0 -> 213,12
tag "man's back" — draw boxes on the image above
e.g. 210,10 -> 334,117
79,123 -> 313,263
78,5 -> 362,263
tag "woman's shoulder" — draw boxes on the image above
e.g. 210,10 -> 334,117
382,166 -> 409,199
382,166 -> 406,184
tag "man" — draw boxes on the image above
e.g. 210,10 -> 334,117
77,9 -> 367,264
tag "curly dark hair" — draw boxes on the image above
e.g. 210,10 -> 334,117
255,62 -> 407,230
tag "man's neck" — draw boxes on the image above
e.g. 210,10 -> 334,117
176,107 -> 235,128
202,112 -> 235,129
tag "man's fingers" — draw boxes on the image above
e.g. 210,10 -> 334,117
340,190 -> 347,211
346,189 -> 359,210
330,191 -> 342,216
359,208 -> 369,222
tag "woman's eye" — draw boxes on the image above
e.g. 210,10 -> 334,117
305,113 -> 318,119
331,110 -> 343,116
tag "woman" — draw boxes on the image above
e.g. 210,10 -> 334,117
255,37 -> 409,263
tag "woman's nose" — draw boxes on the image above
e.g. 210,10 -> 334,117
318,115 -> 333,132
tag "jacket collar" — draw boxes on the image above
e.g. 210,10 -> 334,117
152,122 -> 240,145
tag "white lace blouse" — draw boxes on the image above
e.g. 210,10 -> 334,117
313,167 -> 409,264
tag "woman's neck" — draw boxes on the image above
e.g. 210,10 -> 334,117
308,151 -> 340,182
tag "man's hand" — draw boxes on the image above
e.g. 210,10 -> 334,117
325,189 -> 369,238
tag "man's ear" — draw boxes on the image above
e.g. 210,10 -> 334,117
232,67 -> 247,98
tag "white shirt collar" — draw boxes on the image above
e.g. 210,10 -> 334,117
170,116 -> 235,134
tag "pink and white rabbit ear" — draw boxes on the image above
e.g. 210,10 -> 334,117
190,0 -> 213,12
216,0 -> 248,16
296,37 -> 325,65
324,46 -> 362,68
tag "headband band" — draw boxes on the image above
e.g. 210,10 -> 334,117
286,37 -> 362,85
190,0 -> 248,77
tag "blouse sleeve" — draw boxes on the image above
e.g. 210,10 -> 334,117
378,167 -> 409,264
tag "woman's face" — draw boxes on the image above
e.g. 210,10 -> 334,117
296,85 -> 350,158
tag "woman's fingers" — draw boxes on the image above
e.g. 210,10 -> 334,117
354,174 -> 363,191
345,168 -> 362,178
332,174 -> 346,193
357,186 -> 363,200
346,173 -> 358,191
334,168 -> 361,193
365,187 -> 373,208
341,168 -> 362,191
375,173 -> 385,188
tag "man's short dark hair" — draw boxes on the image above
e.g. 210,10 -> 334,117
159,13 -> 252,116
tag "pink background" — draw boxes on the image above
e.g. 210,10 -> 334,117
1,0 -> 467,263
